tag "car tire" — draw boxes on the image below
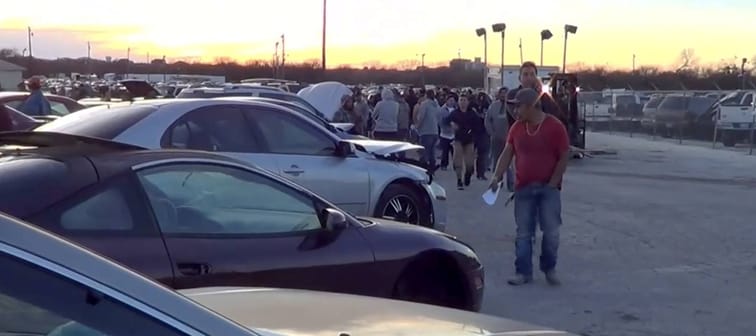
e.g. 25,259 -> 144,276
374,183 -> 431,227
721,132 -> 737,147
393,255 -> 469,310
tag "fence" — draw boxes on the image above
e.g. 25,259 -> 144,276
579,103 -> 756,155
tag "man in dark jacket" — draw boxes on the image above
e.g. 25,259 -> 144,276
507,61 -> 562,120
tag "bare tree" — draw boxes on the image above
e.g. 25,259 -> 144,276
676,48 -> 698,72
0,48 -> 20,58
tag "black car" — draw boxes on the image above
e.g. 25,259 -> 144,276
0,131 -> 483,311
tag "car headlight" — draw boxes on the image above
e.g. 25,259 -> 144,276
429,182 -> 447,201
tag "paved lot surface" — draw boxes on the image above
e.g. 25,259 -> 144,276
437,132 -> 756,336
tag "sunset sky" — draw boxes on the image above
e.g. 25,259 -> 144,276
1,0 -> 754,70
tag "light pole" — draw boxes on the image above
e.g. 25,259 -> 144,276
633,53 -> 637,73
27,27 -> 33,74
540,29 -> 553,67
562,24 -> 578,72
476,28 -> 487,91
741,58 -> 748,90
321,0 -> 327,72
492,23 -> 506,89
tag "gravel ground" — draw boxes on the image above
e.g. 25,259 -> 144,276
437,132 -> 756,336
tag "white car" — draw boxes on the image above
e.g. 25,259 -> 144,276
37,99 -> 447,230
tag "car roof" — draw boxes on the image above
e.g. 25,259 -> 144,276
0,131 -> 260,217
0,213 -> 255,335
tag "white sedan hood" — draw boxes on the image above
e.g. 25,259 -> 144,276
182,287 -> 575,336
346,139 -> 423,156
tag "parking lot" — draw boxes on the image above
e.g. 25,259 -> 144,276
438,132 -> 756,336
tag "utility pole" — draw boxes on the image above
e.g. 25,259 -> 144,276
147,52 -> 151,82
163,55 -> 167,83
87,42 -> 92,75
27,27 -> 33,74
417,53 -> 426,86
321,0 -> 327,72
274,42 -> 280,78
126,47 -> 131,79
633,54 -> 636,73
281,34 -> 286,79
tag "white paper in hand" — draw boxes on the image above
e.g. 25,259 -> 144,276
482,182 -> 504,206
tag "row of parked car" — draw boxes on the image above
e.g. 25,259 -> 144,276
0,82 -> 577,335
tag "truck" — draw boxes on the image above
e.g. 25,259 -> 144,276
715,90 -> 755,147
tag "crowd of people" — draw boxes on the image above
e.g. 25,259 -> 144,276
333,73 -> 512,191
334,61 -> 571,286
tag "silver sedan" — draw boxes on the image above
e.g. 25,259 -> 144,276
36,99 -> 447,231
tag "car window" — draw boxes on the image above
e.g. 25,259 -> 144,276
163,105 -> 261,153
5,100 -> 23,109
743,94 -> 753,106
0,252 -> 187,336
60,186 -> 134,231
258,92 -> 325,118
245,108 -> 336,156
137,163 -> 322,235
50,101 -> 70,116
36,104 -> 156,139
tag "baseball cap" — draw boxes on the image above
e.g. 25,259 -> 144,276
507,88 -> 539,106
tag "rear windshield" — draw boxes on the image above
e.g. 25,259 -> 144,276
615,95 -> 636,105
658,96 -> 689,110
176,91 -> 254,99
258,92 -> 325,118
35,104 -> 156,139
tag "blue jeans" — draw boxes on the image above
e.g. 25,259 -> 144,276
513,184 -> 562,277
419,134 -> 438,171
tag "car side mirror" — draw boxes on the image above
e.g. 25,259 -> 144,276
323,208 -> 348,231
334,141 -> 354,157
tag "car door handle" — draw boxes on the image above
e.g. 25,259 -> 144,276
283,164 -> 305,176
177,262 -> 211,276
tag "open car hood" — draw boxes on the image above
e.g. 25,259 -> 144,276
346,139 -> 423,156
120,79 -> 161,98
183,287 -> 575,336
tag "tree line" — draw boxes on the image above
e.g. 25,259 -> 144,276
1,48 -> 754,91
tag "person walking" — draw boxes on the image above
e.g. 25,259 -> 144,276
445,95 -> 478,190
508,61 -> 562,118
485,87 -> 514,190
472,98 -> 490,180
438,95 -> 457,170
489,88 -> 570,286
394,89 -> 411,142
414,90 -> 440,172
372,88 -> 400,141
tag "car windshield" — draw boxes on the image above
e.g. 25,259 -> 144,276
35,104 -> 156,139
658,96 -> 688,110
645,97 -> 664,108
718,91 -> 746,106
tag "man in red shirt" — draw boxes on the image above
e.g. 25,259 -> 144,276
489,88 -> 570,286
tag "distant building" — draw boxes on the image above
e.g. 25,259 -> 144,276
0,60 -> 25,90
449,58 -> 485,71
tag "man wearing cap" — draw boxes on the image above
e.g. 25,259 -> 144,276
507,61 -> 562,120
490,88 -> 570,287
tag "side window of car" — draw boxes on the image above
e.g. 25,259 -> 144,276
245,109 -> 336,156
5,100 -> 23,109
50,101 -> 70,115
744,94 -> 754,106
0,252 -> 188,336
163,106 -> 261,153
30,174 -> 153,235
137,163 -> 322,235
